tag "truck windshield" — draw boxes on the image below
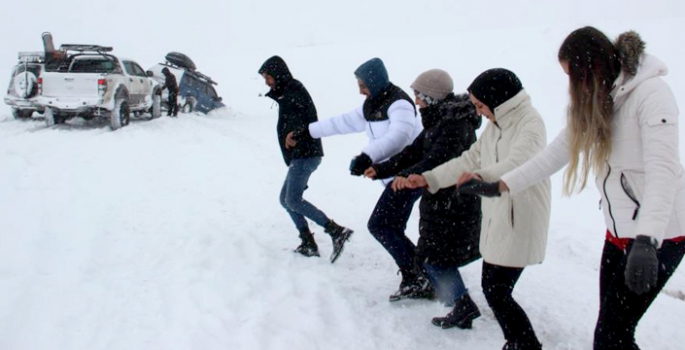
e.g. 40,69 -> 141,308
69,58 -> 118,73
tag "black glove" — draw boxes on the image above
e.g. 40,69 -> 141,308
291,127 -> 311,142
457,179 -> 502,197
349,153 -> 372,176
624,235 -> 659,295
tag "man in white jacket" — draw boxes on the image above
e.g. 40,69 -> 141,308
286,58 -> 426,300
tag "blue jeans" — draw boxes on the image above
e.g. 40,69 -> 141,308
423,263 -> 467,306
367,181 -> 422,271
279,157 -> 329,232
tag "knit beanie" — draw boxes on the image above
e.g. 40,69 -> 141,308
354,58 -> 390,97
467,68 -> 523,110
411,69 -> 454,101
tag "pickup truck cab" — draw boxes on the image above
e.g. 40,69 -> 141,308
38,45 -> 162,130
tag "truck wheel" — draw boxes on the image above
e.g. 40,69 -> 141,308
45,108 -> 67,126
111,98 -> 130,130
44,107 -> 56,126
182,102 -> 193,113
151,94 -> 161,118
12,109 -> 33,119
14,71 -> 38,99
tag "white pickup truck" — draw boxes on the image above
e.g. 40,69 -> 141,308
38,45 -> 162,130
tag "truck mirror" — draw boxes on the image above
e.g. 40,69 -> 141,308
146,70 -> 154,77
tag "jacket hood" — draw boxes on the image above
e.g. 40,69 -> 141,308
354,58 -> 390,97
259,56 -> 293,93
612,31 -> 668,103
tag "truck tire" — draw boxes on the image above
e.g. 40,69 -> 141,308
13,71 -> 38,99
182,102 -> 193,113
182,96 -> 196,113
111,98 -> 130,130
12,109 -> 33,119
151,94 -> 161,118
44,108 -> 67,126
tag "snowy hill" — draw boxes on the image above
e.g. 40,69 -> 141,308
1,1 -> 684,349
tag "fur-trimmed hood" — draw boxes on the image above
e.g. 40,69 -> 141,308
615,31 -> 645,77
612,31 -> 669,105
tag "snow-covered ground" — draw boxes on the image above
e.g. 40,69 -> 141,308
0,1 -> 684,349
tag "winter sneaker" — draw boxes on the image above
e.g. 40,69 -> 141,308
293,229 -> 320,257
325,220 -> 353,263
389,271 -> 434,302
431,293 -> 481,329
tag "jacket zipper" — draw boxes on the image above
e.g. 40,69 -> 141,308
494,123 -> 502,162
602,163 -> 620,238
620,173 -> 641,220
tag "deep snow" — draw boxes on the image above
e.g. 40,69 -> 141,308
0,1 -> 684,349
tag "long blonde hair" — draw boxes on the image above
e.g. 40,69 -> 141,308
558,27 -> 621,195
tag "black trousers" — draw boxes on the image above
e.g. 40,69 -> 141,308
594,238 -> 685,350
367,181 -> 422,272
482,261 -> 541,348
167,92 -> 178,116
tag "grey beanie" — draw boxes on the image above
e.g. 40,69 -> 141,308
411,69 -> 454,101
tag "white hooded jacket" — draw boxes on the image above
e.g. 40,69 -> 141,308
422,90 -> 552,268
502,34 -> 683,245
308,99 -> 423,185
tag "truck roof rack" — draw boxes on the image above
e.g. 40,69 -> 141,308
59,44 -> 113,53
17,51 -> 45,63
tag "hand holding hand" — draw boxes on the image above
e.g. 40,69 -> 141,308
349,153 -> 373,176
457,179 -> 502,197
625,235 -> 659,295
391,176 -> 409,191
404,174 -> 428,189
457,172 -> 482,187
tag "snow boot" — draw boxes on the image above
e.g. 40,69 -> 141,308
325,220 -> 353,263
502,341 -> 542,350
389,269 -> 434,302
431,293 -> 481,329
293,229 -> 320,257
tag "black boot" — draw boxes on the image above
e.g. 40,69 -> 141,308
389,269 -> 434,302
325,220 -> 353,263
293,229 -> 320,257
502,341 -> 542,350
431,293 -> 481,329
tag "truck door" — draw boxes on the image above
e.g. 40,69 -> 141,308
122,61 -> 144,106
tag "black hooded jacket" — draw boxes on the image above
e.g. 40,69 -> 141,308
373,93 -> 482,267
162,71 -> 178,94
259,56 -> 324,166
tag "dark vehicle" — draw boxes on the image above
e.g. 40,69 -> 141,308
148,52 -> 225,114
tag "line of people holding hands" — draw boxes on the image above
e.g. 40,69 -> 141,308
259,26 -> 685,350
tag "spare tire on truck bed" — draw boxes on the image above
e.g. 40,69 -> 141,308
165,52 -> 196,71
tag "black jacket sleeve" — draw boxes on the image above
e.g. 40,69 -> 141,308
372,132 -> 425,179
398,120 -> 472,177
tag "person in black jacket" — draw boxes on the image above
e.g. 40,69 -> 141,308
259,56 -> 352,262
161,67 -> 179,117
367,69 -> 482,327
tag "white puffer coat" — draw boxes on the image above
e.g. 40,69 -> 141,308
308,100 -> 423,185
502,33 -> 683,245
